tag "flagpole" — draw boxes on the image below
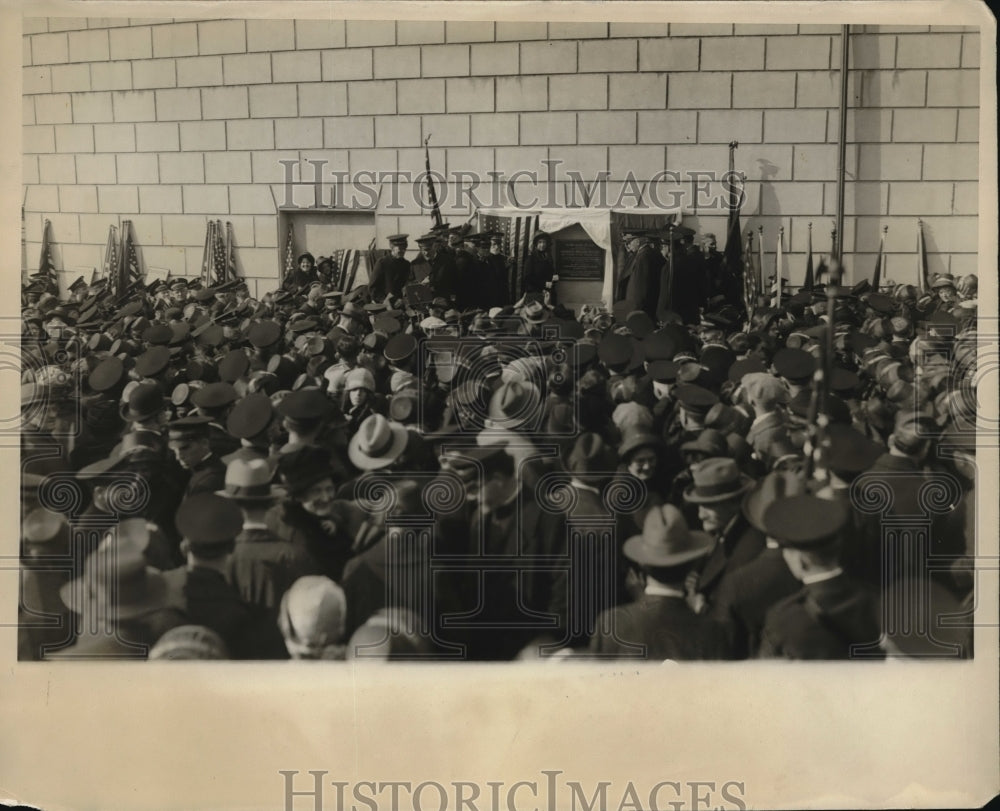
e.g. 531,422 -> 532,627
756,225 -> 764,312
803,221 -> 814,291
773,226 -> 784,307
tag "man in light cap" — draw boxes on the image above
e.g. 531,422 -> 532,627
741,372 -> 792,468
278,575 -> 348,660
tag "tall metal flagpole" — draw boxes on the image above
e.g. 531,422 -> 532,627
834,25 -> 850,265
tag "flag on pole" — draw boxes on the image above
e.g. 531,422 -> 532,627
916,219 -> 929,293
803,222 -> 815,290
722,141 -> 745,309
772,226 -> 784,307
283,222 -> 295,284
37,218 -> 58,293
104,224 -> 119,291
212,219 -> 228,285
756,225 -> 765,309
872,225 -> 887,292
120,219 -> 143,291
225,221 -> 238,280
743,228 -> 757,324
201,219 -> 214,285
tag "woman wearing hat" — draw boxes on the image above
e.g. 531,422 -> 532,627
615,429 -> 674,543
283,252 -> 318,291
341,367 -> 384,435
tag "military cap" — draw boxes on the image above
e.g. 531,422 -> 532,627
288,317 -> 319,334
169,322 -> 191,346
699,345 -> 735,384
930,274 -> 956,290
226,393 -> 273,441
415,232 -> 438,245
598,333 -> 633,369
248,320 -> 282,349
676,361 -> 707,385
134,345 -> 171,377
626,311 -> 656,339
641,331 -> 676,362
191,381 -> 237,410
167,414 -> 212,438
362,332 -> 388,353
88,357 -> 126,393
177,492 -> 243,548
673,383 -> 719,414
762,495 -> 850,548
143,323 -> 173,345
364,301 -> 389,315
373,313 -> 402,335
197,323 -> 225,348
169,278 -> 188,290
384,333 -> 417,364
647,360 -> 680,383
194,287 -> 217,303
218,349 -> 250,383
68,275 -> 88,293
387,233 -> 409,245
184,360 -> 219,384
277,389 -> 332,422
771,347 -> 816,381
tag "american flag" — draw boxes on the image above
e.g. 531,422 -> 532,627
104,224 -> 119,291
479,212 -> 539,301
37,218 -> 57,292
225,221 -> 238,281
742,228 -> 757,324
283,222 -> 295,284
212,220 -> 228,285
118,219 -> 143,294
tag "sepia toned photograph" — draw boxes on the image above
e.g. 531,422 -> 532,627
5,1 -> 998,808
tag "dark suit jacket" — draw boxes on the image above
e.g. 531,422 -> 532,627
696,515 -> 767,599
759,573 -> 883,659
184,454 -> 227,497
588,593 -> 731,661
369,255 -> 412,300
227,526 -> 315,614
617,244 -> 663,318
708,546 -> 801,658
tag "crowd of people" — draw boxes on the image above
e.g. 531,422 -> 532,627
19,220 -> 980,661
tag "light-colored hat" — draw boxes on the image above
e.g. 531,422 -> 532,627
217,457 -> 283,502
278,576 -> 347,659
347,414 -> 409,470
623,504 -> 714,568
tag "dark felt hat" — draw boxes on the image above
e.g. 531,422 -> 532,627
762,495 -> 850,548
177,492 -> 243,547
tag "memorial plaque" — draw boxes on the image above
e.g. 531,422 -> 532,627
553,239 -> 605,281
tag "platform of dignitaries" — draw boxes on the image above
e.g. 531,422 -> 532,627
19,223 -> 979,661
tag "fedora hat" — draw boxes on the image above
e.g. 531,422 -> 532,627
486,379 -> 541,430
521,300 -> 550,325
623,504 -> 714,568
60,543 -> 169,620
741,471 -> 809,534
217,457 -> 283,502
561,432 -> 617,476
348,414 -> 409,471
683,457 -> 754,504
120,382 -> 165,422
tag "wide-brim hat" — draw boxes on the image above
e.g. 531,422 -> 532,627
60,548 -> 170,620
347,414 -> 409,471
683,457 -> 755,503
486,379 -> 541,430
623,504 -> 714,568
